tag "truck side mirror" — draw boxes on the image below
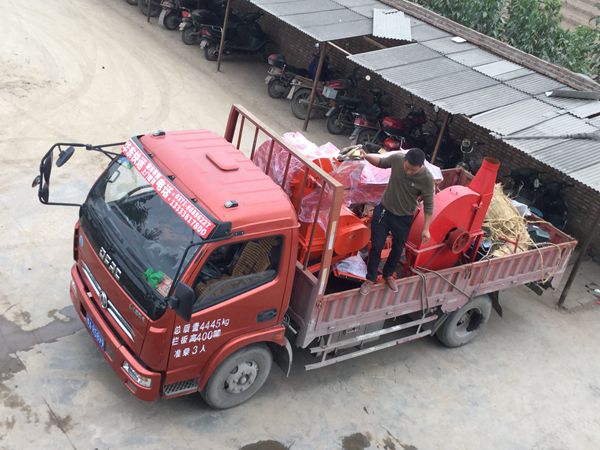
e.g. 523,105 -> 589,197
56,146 -> 75,167
168,282 -> 195,322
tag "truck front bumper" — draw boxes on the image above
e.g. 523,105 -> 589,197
69,264 -> 162,402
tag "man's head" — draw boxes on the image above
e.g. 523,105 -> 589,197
404,148 -> 426,176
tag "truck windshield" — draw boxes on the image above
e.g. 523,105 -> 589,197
82,156 -> 202,318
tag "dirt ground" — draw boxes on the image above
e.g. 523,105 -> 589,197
1,0 -> 600,449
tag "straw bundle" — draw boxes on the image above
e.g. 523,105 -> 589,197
483,184 -> 533,257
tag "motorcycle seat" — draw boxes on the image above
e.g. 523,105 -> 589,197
337,96 -> 361,106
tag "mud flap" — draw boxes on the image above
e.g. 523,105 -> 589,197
490,291 -> 503,318
269,338 -> 293,377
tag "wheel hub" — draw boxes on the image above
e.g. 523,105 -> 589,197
225,361 -> 258,394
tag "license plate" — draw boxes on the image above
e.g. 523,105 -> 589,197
286,85 -> 297,100
179,23 -> 187,31
323,86 -> 337,99
200,40 -> 208,49
265,75 -> 273,84
86,315 -> 105,351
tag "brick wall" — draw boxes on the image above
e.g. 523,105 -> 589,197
244,4 -> 600,257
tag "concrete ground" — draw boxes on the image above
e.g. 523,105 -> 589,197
1,0 -> 600,448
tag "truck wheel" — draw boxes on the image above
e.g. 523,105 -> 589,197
202,344 -> 273,409
204,44 -> 219,61
436,295 -> 492,348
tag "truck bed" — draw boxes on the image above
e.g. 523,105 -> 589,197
222,105 -> 577,352
289,222 -> 575,348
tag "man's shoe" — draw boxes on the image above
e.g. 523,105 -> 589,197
385,276 -> 398,292
359,280 -> 373,296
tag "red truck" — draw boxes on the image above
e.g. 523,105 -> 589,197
33,105 -> 576,409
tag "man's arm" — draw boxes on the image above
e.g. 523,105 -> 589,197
359,149 -> 395,168
421,179 -> 435,243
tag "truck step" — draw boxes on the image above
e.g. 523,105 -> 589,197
305,329 -> 432,370
163,379 -> 198,398
309,315 -> 437,354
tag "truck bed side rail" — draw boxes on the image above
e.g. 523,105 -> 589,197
224,105 -> 344,321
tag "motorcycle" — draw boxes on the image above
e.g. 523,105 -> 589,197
199,11 -> 276,61
290,69 -> 358,121
350,99 -> 427,150
179,0 -> 226,45
505,168 -> 571,229
159,0 -> 199,31
138,0 -> 161,17
325,94 -> 363,135
265,53 -> 335,99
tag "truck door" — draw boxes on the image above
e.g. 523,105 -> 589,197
167,234 -> 286,371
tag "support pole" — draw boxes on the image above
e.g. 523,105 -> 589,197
430,112 -> 450,163
216,0 -> 232,72
302,42 -> 327,132
557,206 -> 600,308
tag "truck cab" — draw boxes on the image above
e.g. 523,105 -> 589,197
42,128 -> 298,408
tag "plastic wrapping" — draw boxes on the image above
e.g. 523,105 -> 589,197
334,254 -> 367,278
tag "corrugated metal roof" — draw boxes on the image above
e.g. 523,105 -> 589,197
421,36 -> 477,54
588,116 -> 600,127
536,93 -> 594,109
447,48 -> 503,67
493,68 -> 535,81
433,84 -> 529,116
505,73 -> 566,95
474,60 -> 523,77
571,162 -> 600,192
568,102 -> 600,119
410,23 -> 451,41
373,9 -> 411,40
533,139 -> 600,174
471,99 -> 562,135
404,70 -> 498,101
378,56 -> 468,85
248,0 -> 373,42
349,43 -> 440,70
503,114 -> 598,154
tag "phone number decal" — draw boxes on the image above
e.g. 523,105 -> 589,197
121,139 -> 215,238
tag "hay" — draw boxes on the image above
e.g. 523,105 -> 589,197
483,184 -> 533,257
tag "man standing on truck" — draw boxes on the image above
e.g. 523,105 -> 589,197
359,148 -> 434,295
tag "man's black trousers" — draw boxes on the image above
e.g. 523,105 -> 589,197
366,203 -> 413,282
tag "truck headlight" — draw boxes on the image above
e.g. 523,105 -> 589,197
122,361 -> 152,388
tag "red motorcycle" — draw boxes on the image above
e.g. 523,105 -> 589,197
290,70 -> 358,121
350,91 -> 427,151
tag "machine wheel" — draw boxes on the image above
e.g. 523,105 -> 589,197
326,108 -> 349,135
163,11 -> 181,30
436,295 -> 492,348
204,44 -> 219,61
291,88 -> 316,120
356,129 -> 381,150
181,27 -> 199,45
201,344 -> 273,409
267,79 -> 289,99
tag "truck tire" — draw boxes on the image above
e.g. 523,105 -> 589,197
436,295 -> 492,348
202,344 -> 273,409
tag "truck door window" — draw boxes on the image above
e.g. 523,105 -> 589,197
193,236 -> 282,311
